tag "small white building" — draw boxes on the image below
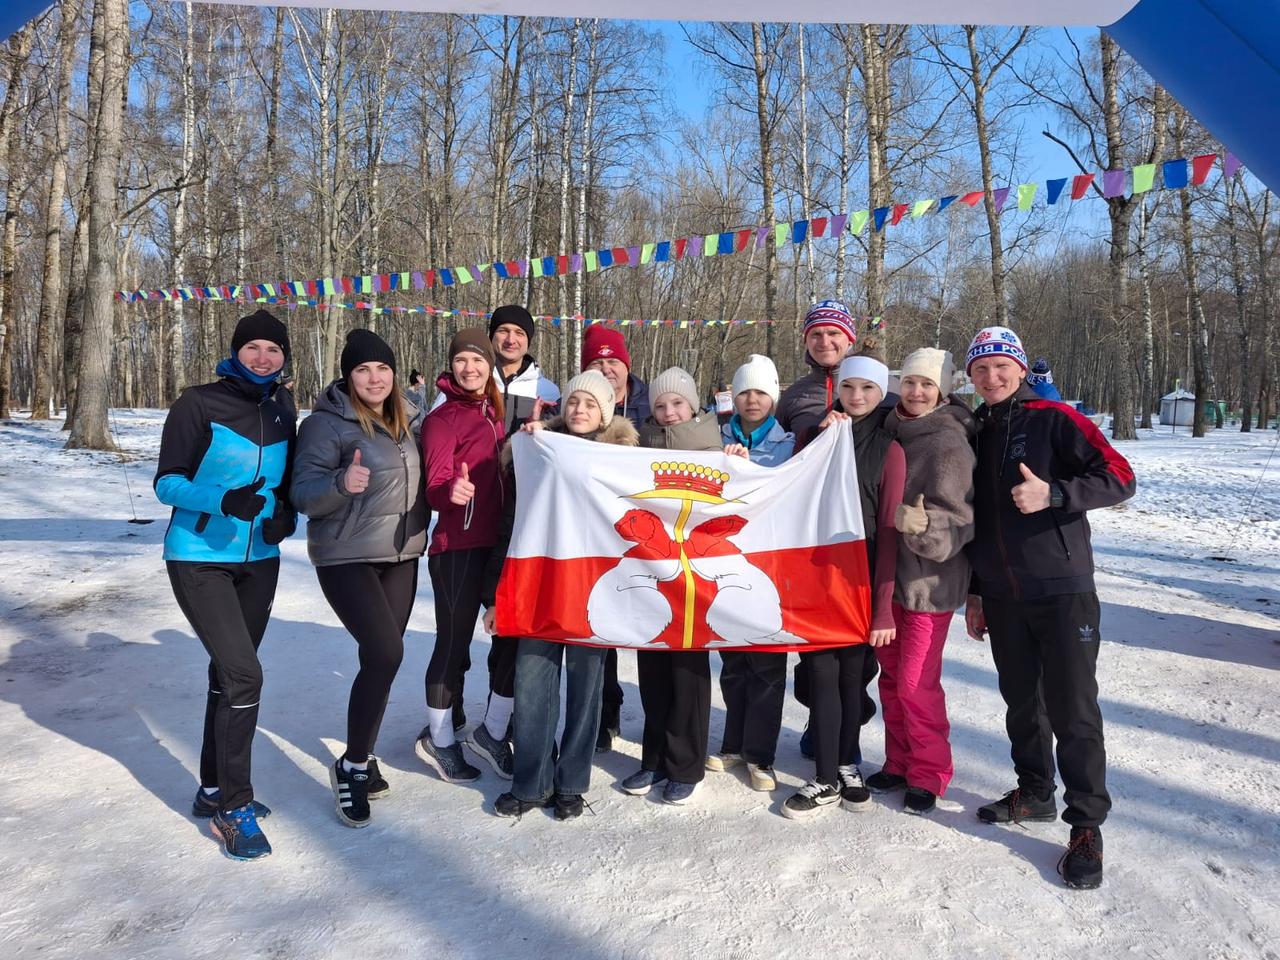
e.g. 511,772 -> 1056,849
1159,388 -> 1197,426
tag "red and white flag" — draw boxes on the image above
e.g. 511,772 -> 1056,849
494,424 -> 870,652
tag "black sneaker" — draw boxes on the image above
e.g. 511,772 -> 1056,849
366,756 -> 389,800
977,788 -> 1057,824
782,780 -> 841,820
192,788 -> 272,820
330,759 -> 371,828
554,793 -> 586,821
494,792 -> 552,818
865,770 -> 907,793
838,764 -> 872,811
904,786 -> 936,816
465,724 -> 514,779
414,728 -> 481,783
1058,826 -> 1104,889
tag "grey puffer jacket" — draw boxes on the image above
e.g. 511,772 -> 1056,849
291,381 -> 428,566
638,412 -> 723,452
883,397 -> 977,612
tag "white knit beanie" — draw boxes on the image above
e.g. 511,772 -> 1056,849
837,355 -> 889,398
899,347 -> 955,394
649,367 -> 701,412
731,354 -> 780,407
563,369 -> 616,428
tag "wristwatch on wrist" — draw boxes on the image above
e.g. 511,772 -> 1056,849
1049,482 -> 1065,510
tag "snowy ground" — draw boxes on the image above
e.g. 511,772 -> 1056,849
1,410 -> 1278,960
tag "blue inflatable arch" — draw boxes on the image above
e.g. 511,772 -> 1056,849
3,0 -> 1277,191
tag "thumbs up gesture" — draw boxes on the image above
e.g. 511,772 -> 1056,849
894,493 -> 929,535
450,461 -> 476,506
222,476 -> 267,522
1011,461 -> 1051,514
343,447 -> 371,496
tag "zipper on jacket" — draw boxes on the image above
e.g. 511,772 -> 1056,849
398,443 -> 409,556
246,400 -> 266,563
1049,511 -> 1072,560
984,404 -> 1019,600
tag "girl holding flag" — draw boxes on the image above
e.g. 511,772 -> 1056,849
622,366 -> 724,806
785,349 -> 904,820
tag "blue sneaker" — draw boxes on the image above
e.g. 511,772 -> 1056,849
662,780 -> 701,805
192,788 -> 271,820
621,769 -> 667,796
210,803 -> 272,860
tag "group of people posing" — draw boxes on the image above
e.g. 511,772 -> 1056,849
154,297 -> 1134,891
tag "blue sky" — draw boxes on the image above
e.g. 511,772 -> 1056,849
646,21 -> 1118,236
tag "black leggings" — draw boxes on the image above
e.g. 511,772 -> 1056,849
316,559 -> 419,763
167,558 -> 279,812
426,548 -> 517,710
800,644 -> 872,786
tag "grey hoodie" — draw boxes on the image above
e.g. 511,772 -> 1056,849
291,381 -> 428,566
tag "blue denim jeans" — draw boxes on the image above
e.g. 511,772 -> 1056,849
512,638 -> 607,800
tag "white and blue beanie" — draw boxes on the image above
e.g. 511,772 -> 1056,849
1027,357 -> 1053,386
965,326 -> 1028,374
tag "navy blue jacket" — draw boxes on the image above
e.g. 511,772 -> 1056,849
154,376 -> 297,563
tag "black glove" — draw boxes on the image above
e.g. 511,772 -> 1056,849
221,477 -> 267,522
262,499 -> 297,545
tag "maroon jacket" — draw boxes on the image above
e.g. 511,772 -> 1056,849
423,373 -> 506,555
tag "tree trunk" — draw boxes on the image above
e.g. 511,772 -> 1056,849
1136,200 -> 1154,429
0,24 -> 34,419
860,24 -> 892,320
67,0 -> 128,450
751,23 -> 778,360
834,29 -> 854,302
165,0 -> 195,405
555,19 -> 580,319
1174,111 -> 1215,438
1223,175 -> 1251,432
32,0 -> 79,420
797,24 -> 815,306
966,25 -> 1007,327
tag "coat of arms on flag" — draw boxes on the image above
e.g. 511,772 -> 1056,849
494,424 -> 871,652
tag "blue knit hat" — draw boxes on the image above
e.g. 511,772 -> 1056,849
965,326 -> 1028,374
1027,357 -> 1053,385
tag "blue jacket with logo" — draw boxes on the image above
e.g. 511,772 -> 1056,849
154,375 -> 297,563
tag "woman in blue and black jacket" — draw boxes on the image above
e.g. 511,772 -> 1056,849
154,309 -> 297,861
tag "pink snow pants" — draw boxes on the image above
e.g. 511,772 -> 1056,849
877,604 -> 954,796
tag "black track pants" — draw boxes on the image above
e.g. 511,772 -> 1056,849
426,548 -> 517,710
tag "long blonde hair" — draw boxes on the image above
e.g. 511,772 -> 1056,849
350,378 -> 411,443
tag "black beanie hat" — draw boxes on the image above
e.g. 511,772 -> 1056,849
231,309 -> 290,360
488,304 -> 535,343
341,328 -> 397,382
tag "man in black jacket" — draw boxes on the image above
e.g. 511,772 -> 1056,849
962,325 -> 1135,891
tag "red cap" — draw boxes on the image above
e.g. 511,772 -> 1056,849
581,325 -> 631,371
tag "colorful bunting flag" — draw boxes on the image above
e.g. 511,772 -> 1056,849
1017,183 -> 1037,211
1191,153 -> 1217,185
960,191 -> 983,207
1046,179 -> 1067,205
1132,164 -> 1156,194
993,187 -> 1011,212
848,210 -> 868,235
873,207 -> 890,231
1071,173 -> 1096,200
911,199 -> 934,219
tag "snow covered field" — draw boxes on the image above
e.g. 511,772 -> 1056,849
1,410 -> 1278,960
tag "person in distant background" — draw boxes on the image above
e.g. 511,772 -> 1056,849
1026,357 -> 1063,402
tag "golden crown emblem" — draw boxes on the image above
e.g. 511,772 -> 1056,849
628,461 -> 731,504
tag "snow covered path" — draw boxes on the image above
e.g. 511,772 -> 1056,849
1,412 -> 1277,960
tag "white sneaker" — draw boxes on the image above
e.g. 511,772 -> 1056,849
747,763 -> 777,792
705,752 -> 743,773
